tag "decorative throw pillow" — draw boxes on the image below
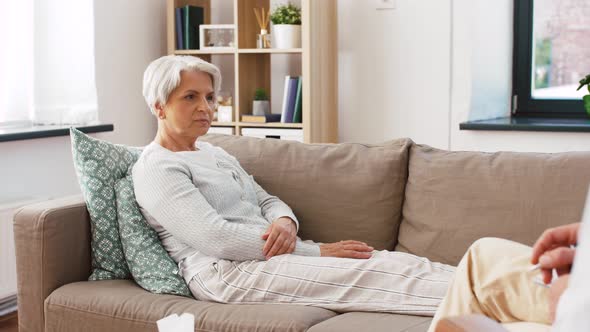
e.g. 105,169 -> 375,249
70,127 -> 141,280
115,175 -> 192,297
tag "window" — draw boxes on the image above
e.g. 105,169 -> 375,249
0,0 -> 98,128
513,0 -> 590,117
0,1 -> 33,126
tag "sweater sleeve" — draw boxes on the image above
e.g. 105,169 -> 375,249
251,178 -> 299,229
251,178 -> 321,257
211,145 -> 321,257
207,145 -> 300,226
133,154 -> 270,261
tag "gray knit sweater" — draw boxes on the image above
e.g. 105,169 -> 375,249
132,140 -> 320,283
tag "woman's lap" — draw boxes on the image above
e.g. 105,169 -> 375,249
189,250 -> 456,316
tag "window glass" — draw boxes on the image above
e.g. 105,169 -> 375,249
532,0 -> 590,100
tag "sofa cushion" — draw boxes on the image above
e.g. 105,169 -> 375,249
396,144 -> 590,265
307,312 -> 431,332
70,127 -> 141,280
201,134 -> 412,251
44,280 -> 337,332
115,175 -> 192,297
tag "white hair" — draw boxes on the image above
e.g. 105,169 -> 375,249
142,55 -> 222,115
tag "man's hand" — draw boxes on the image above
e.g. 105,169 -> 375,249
549,274 -> 570,323
262,217 -> 297,260
319,240 -> 374,259
531,223 -> 579,284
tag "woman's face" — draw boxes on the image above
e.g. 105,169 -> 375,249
158,70 -> 216,139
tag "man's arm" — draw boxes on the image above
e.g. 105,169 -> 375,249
553,208 -> 590,330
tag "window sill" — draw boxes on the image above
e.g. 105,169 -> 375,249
0,123 -> 114,142
459,117 -> 590,133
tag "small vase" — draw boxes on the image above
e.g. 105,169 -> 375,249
272,24 -> 301,49
252,100 -> 270,116
256,33 -> 271,49
584,95 -> 590,117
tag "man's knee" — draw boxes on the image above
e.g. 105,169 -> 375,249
466,237 -> 527,265
470,237 -> 513,252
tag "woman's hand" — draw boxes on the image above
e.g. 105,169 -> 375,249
319,240 -> 374,259
262,217 -> 297,260
531,223 -> 580,284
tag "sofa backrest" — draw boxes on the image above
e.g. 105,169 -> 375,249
397,144 -> 590,265
202,134 -> 412,251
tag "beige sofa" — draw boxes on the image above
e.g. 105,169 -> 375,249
14,135 -> 590,332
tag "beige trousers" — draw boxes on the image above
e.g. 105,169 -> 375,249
428,238 -> 551,332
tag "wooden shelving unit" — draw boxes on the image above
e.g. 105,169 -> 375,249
166,0 -> 337,143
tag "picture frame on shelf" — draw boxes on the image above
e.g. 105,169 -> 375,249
199,24 -> 236,50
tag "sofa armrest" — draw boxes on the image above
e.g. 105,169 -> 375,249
13,195 -> 91,332
435,315 -> 509,332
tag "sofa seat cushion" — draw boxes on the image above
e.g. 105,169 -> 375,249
201,134 -> 412,251
307,312 -> 432,332
45,280 -> 337,332
397,144 -> 590,266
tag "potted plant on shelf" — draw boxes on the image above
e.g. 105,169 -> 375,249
252,88 -> 270,116
577,74 -> 590,116
270,3 -> 301,49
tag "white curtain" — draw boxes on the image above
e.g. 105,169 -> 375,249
0,0 -> 98,127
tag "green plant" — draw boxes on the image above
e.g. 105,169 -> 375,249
254,88 -> 268,101
270,3 -> 301,25
577,74 -> 590,94
577,74 -> 590,116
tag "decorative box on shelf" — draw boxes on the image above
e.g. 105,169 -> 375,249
199,24 -> 236,51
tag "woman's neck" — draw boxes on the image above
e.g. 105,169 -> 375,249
155,129 -> 198,152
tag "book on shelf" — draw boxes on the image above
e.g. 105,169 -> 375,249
292,77 -> 302,123
184,5 -> 204,50
241,114 -> 282,123
280,76 -> 291,123
285,77 -> 299,123
175,7 -> 184,50
280,76 -> 300,123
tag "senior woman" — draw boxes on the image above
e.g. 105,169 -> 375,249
133,55 -> 455,316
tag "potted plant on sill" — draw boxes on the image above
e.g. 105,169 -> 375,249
577,74 -> 590,116
252,88 -> 270,116
270,3 -> 301,49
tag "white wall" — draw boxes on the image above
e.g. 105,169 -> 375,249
4,0 -> 590,204
0,0 -> 164,203
449,0 -> 590,152
338,0 -> 451,148
337,0 -> 590,153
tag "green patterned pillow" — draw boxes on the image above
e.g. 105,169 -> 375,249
115,175 -> 192,297
70,128 -> 141,280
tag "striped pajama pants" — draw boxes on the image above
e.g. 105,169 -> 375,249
188,250 -> 456,316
